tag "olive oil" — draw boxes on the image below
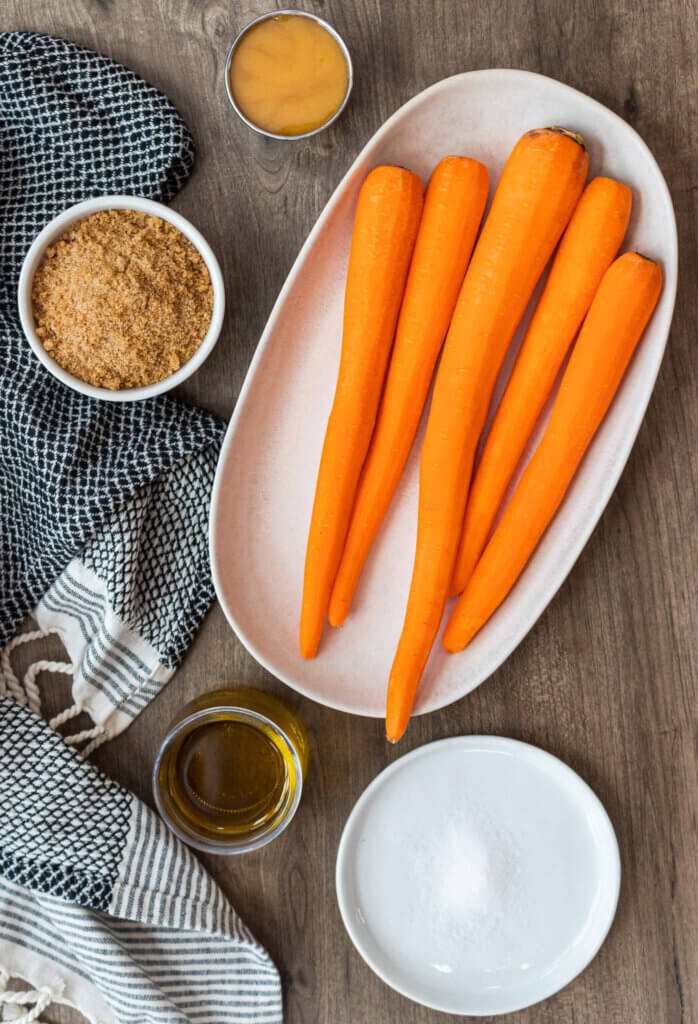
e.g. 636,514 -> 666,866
154,688 -> 308,852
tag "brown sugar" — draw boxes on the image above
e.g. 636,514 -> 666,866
31,209 -> 214,390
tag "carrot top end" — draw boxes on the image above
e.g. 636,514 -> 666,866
544,125 -> 586,149
629,250 -> 660,266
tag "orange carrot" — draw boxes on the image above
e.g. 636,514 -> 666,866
451,176 -> 632,594
443,252 -> 662,652
300,165 -> 423,659
328,156 -> 489,627
386,128 -> 588,742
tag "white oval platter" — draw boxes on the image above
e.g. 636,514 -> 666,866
210,69 -> 678,717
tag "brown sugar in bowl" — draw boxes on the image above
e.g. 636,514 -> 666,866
18,196 -> 225,402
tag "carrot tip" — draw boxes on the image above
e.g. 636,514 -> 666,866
385,708 -> 407,743
299,633 -> 319,659
327,603 -> 348,628
442,619 -> 470,653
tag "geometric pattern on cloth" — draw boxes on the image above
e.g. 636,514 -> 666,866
0,700 -> 283,1022
0,33 -> 281,1024
80,446 -> 222,667
0,31 -> 225,670
0,697 -> 132,910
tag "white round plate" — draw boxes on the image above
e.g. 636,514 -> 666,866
210,69 -> 678,716
336,737 -> 620,1015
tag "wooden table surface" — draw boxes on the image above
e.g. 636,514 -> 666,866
3,1 -> 696,1022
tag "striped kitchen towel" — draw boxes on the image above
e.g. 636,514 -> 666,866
0,698 -> 282,1023
0,31 -> 282,1023
0,30 -> 226,749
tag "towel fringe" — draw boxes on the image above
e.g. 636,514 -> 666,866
0,966 -> 65,1023
64,723 -> 106,749
1,631 -> 113,759
24,659 -> 73,717
1,629 -> 71,716
48,701 -> 83,729
0,630 -> 104,748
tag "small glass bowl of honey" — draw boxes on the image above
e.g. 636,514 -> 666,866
153,687 -> 309,854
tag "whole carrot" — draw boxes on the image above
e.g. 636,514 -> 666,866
300,165 -> 423,659
443,252 -> 662,652
328,156 -> 489,627
386,127 -> 588,742
451,176 -> 632,594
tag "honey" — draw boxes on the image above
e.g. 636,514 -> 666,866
228,14 -> 350,137
154,688 -> 309,852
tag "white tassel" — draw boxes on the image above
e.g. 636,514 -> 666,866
1,629 -> 111,758
0,629 -> 71,714
48,702 -> 83,730
23,659 -> 73,716
64,723 -> 105,748
0,967 -> 65,1023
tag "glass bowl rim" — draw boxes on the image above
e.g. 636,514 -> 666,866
152,703 -> 304,854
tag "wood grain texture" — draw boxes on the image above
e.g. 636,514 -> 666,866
1,1 -> 696,1022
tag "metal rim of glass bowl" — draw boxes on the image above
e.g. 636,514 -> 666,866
152,705 -> 304,854
224,9 -> 354,141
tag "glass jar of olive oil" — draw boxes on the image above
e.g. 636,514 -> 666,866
153,687 -> 309,854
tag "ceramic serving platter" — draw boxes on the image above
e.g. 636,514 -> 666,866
210,69 -> 678,717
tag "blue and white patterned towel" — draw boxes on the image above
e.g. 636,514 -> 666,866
0,700 -> 282,1024
0,32 -> 282,1023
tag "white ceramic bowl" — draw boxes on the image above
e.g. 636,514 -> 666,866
18,195 -> 225,401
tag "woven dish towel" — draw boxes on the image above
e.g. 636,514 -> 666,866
0,32 -> 282,1023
